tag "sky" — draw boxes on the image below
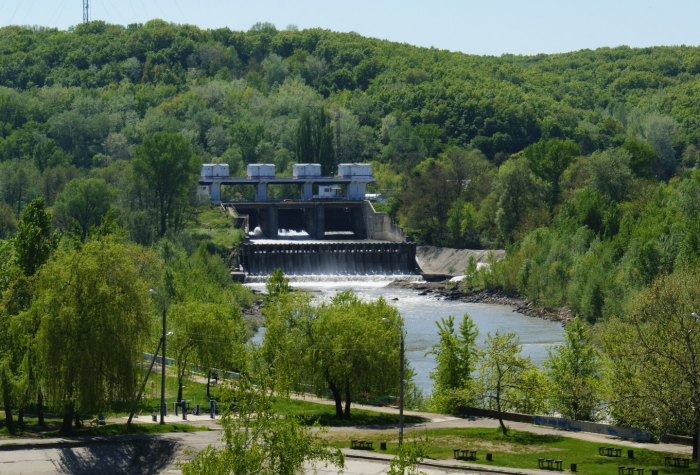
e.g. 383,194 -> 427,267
0,0 -> 699,56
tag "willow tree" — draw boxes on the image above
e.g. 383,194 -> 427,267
168,301 -> 246,401
30,237 -> 151,434
263,290 -> 403,419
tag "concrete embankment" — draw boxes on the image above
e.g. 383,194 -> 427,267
415,246 -> 505,276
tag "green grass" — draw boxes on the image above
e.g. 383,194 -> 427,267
329,427 -> 695,475
273,398 -> 426,427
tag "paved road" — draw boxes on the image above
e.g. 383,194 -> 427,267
0,433 -> 545,475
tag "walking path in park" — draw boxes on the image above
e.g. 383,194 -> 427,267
154,368 -> 691,456
286,392 -> 692,456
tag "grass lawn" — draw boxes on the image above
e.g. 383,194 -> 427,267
273,398 -> 426,427
144,374 -> 424,428
326,427 -> 695,475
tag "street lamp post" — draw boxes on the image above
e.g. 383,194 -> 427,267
383,317 -> 405,447
693,311 -> 700,475
151,289 -> 167,425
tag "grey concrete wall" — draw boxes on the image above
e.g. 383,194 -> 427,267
533,416 -> 653,442
362,201 -> 407,243
458,406 -> 535,424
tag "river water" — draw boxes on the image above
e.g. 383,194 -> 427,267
246,279 -> 565,396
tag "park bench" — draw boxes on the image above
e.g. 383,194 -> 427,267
538,459 -> 561,469
453,449 -> 476,460
664,457 -> 690,468
618,467 -> 643,475
599,447 -> 622,457
350,440 -> 373,450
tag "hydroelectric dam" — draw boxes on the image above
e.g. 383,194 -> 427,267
199,163 -> 420,277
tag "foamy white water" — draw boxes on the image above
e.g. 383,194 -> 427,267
244,275 -> 423,284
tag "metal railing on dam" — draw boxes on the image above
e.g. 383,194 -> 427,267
239,241 -> 418,276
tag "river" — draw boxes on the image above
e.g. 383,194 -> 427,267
246,279 -> 565,396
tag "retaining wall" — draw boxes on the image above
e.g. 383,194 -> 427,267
458,407 -> 659,443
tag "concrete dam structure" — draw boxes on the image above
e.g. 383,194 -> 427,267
205,161 -> 418,276
232,201 -> 418,276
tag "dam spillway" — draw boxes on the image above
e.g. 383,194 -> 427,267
229,199 -> 419,276
239,241 -> 418,276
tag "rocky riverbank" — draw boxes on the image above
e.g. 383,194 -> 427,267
385,280 -> 575,325
242,299 -> 265,335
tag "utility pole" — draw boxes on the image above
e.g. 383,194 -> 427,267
382,317 -> 405,447
83,0 -> 89,23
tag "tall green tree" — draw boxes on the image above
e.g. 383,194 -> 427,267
476,331 -> 534,434
132,132 -> 201,237
52,177 -> 113,240
13,198 -> 60,278
167,301 -> 245,402
494,158 -> 544,242
30,238 -> 151,434
602,271 -> 700,458
524,139 -> 579,208
544,317 -> 602,421
296,109 -> 334,175
427,314 -> 479,413
263,290 -> 403,419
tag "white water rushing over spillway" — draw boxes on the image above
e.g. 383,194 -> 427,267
244,275 -> 425,283
247,279 -> 566,396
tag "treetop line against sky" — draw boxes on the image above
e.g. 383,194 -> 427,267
0,0 -> 698,56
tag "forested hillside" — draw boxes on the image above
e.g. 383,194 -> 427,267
1,20 -> 700,323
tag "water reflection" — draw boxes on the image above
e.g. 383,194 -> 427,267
247,280 -> 565,395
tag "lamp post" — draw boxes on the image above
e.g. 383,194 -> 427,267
382,317 -> 405,447
694,312 -> 700,475
151,289 -> 167,425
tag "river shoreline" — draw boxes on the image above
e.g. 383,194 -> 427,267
385,280 -> 575,326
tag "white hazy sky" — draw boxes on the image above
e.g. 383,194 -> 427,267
0,0 -> 698,56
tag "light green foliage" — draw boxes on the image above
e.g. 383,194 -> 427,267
182,353 -> 344,475
263,289 -> 405,419
132,132 -> 201,237
30,238 -> 151,433
265,268 -> 290,301
476,331 -> 535,434
167,301 -> 246,402
544,318 -> 602,421
386,431 -> 430,475
427,314 -> 479,413
158,241 -> 251,397
601,271 -> 700,438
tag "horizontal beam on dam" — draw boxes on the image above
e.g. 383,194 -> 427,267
239,242 -> 418,276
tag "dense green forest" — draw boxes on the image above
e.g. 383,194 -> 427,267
0,20 -> 699,445
2,20 -> 700,324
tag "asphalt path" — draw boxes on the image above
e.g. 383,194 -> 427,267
0,394 -> 690,474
